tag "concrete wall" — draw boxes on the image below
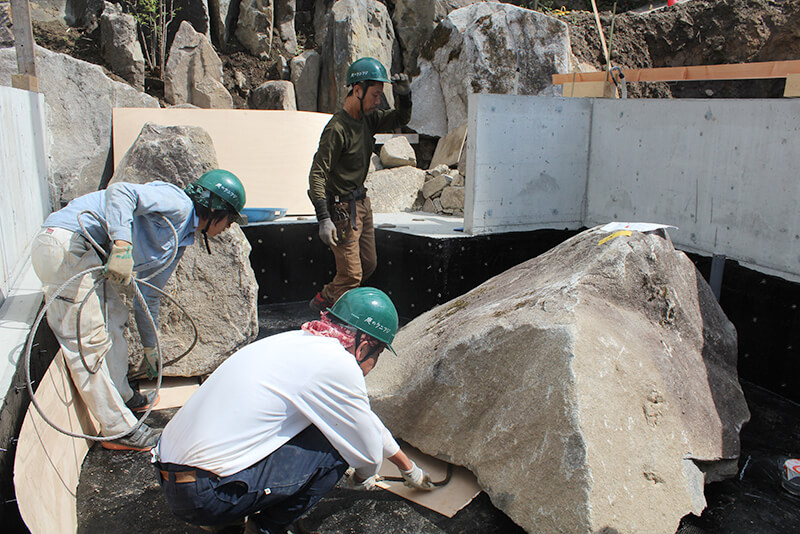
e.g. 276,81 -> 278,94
465,94 -> 800,282
0,86 -> 51,302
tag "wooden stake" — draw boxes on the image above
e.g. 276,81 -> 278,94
10,0 -> 38,91
589,0 -> 610,73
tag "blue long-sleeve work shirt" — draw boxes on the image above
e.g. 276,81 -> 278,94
43,181 -> 198,347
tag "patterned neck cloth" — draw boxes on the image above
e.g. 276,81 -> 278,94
301,312 -> 356,349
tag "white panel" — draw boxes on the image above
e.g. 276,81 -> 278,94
465,94 -> 591,234
0,87 -> 51,303
586,99 -> 800,280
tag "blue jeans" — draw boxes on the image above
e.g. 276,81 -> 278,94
156,425 -> 348,533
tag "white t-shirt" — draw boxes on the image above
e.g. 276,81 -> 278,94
157,330 -> 399,478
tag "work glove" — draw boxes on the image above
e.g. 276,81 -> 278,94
318,218 -> 338,247
104,241 -> 134,285
401,461 -> 435,490
391,73 -> 411,95
142,346 -> 159,379
345,468 -> 381,491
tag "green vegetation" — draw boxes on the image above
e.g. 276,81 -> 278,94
121,0 -> 179,79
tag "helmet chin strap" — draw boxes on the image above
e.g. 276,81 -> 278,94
202,217 -> 212,254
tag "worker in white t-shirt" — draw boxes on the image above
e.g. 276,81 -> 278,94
153,287 -> 433,533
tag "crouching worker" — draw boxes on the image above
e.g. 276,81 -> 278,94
153,288 -> 433,533
30,170 -> 246,451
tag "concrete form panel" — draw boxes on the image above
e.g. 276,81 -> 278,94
0,86 -> 51,302
465,94 -> 590,235
586,99 -> 800,280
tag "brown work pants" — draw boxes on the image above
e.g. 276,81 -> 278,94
321,197 -> 377,304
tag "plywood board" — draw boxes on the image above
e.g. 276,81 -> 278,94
14,352 -> 97,534
112,109 -> 334,216
562,81 -> 617,98
784,74 -> 800,97
553,59 -> 800,84
140,376 -> 200,409
377,444 -> 481,517
430,123 -> 467,169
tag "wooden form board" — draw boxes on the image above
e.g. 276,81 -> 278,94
785,74 -> 800,97
113,108 -> 333,216
552,59 -> 800,84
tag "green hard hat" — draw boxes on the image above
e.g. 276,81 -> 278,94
185,169 -> 246,224
329,287 -> 399,354
346,57 -> 390,86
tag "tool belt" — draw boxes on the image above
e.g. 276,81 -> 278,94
327,186 -> 367,230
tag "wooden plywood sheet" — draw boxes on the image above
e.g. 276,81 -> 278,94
14,353 -> 97,534
140,376 -> 200,409
430,123 -> 468,169
377,443 -> 481,517
112,109 -> 334,216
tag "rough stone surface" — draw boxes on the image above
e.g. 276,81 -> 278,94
0,45 -> 159,207
0,2 -> 13,46
249,80 -> 297,110
379,136 -> 417,168
99,2 -> 144,89
421,174 -> 450,199
275,0 -> 297,56
165,21 -> 232,108
290,49 -> 321,111
410,3 -> 572,137
317,0 -> 396,113
109,123 -> 219,187
209,0 -> 238,49
369,153 -> 383,173
368,228 -> 750,534
451,171 -> 464,187
111,125 -> 258,377
236,0 -> 274,58
365,166 -> 426,213
439,184 -> 464,209
393,0 -> 486,75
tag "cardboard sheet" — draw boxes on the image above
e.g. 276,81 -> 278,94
14,353 -> 97,534
112,108 -> 334,216
140,376 -> 200,409
377,443 -> 481,517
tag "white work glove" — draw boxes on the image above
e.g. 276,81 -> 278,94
318,218 -> 338,247
345,468 -> 381,491
401,461 -> 434,490
391,73 -> 411,95
142,346 -> 159,379
104,241 -> 134,285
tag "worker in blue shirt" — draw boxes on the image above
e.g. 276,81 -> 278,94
30,170 -> 246,451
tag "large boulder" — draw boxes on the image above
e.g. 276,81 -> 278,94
99,1 -> 144,89
208,0 -> 238,49
410,3 -> 572,137
1,2 -> 13,46
249,80 -> 297,110
111,125 -> 258,377
365,166 -> 425,213
109,123 -> 218,187
317,0 -> 396,113
368,227 -> 750,534
236,0 -> 274,58
379,136 -> 417,168
0,46 -> 159,207
290,49 -> 321,111
275,0 -> 297,56
392,0 -> 486,75
165,21 -> 232,108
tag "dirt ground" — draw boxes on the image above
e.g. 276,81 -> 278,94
29,0 -> 800,107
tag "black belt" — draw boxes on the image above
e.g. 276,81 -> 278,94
327,186 -> 367,230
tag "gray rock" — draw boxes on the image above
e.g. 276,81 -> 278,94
165,21 -> 232,108
275,0 -> 297,56
410,3 -> 572,137
112,124 -> 258,377
451,171 -> 464,187
317,0 -> 396,113
393,0 -> 486,75
368,227 -> 749,534
109,123 -> 219,187
439,184 -> 464,209
209,0 -> 239,49
421,174 -> 449,199
249,80 -> 297,110
169,0 -> 211,41
0,2 -> 13,46
427,164 -> 451,178
290,49 -> 321,111
365,166 -> 426,213
29,0 -> 102,27
236,0 -> 274,58
0,46 -> 159,206
99,2 -> 144,89
369,153 -> 383,173
421,197 -> 436,213
379,136 -> 417,168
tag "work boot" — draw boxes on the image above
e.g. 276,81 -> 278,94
308,292 -> 331,313
100,423 -> 161,451
244,518 -> 313,534
125,390 -> 159,414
